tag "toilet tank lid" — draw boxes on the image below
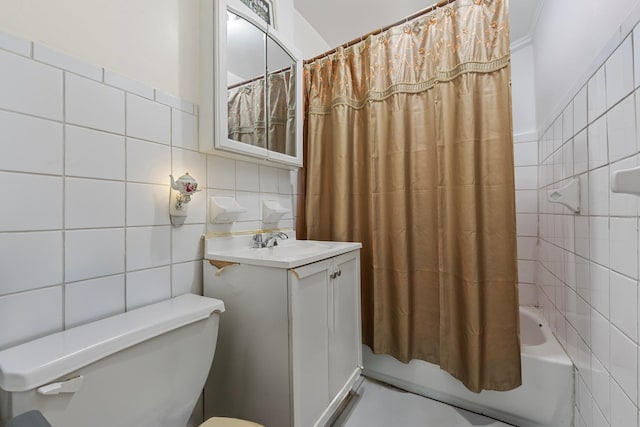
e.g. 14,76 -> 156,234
0,294 -> 225,392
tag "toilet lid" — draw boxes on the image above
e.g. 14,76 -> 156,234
200,417 -> 264,427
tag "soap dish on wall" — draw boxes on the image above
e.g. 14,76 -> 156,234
611,165 -> 640,196
262,200 -> 290,224
209,196 -> 247,223
547,178 -> 580,213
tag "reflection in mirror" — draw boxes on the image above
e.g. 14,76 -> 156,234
226,11 -> 266,148
266,36 -> 297,157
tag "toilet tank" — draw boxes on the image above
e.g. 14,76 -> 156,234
0,294 -> 225,427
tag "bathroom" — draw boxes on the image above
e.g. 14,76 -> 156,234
1,0 -> 640,426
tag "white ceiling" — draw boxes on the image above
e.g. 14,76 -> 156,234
294,0 -> 544,49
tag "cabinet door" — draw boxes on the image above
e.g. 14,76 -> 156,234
288,259 -> 331,427
329,250 -> 362,398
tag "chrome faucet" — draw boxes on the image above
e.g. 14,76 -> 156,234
252,231 -> 289,248
264,231 -> 289,248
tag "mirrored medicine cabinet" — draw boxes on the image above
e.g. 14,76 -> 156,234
199,0 -> 303,167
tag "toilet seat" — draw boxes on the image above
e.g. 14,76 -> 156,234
200,417 -> 264,427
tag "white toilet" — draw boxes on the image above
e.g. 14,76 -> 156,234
0,294 -> 255,427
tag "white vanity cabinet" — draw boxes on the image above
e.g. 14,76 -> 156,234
203,246 -> 362,427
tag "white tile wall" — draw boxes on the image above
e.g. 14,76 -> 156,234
125,266 -> 171,310
64,275 -> 125,328
65,125 -> 125,180
65,228 -> 125,283
126,93 -> 171,144
0,286 -> 63,349
0,34 -> 298,350
65,73 -> 125,133
0,49 -> 63,120
0,111 -> 63,175
537,20 -> 640,426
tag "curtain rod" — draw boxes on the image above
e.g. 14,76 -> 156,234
303,0 -> 456,64
227,64 -> 293,90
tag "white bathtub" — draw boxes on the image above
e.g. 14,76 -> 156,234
362,306 -> 574,427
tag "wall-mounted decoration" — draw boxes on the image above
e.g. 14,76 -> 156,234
239,0 -> 274,27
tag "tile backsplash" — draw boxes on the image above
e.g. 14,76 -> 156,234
537,26 -> 640,427
0,32 -> 297,350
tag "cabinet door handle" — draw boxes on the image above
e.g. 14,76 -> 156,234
337,269 -> 342,277
329,272 -> 335,279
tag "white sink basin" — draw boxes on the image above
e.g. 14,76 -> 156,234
205,238 -> 361,268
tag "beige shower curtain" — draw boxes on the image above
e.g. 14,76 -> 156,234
298,0 -> 520,392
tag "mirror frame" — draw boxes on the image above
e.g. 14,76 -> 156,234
199,0 -> 303,167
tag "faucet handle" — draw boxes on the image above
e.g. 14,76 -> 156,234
252,233 -> 263,248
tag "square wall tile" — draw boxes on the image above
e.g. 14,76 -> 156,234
236,161 -> 260,191
514,166 -> 538,190
126,138 -> 171,185
516,213 -> 538,237
610,325 -> 638,404
0,50 -> 62,120
563,103 -> 574,142
0,231 -> 62,296
172,110 -> 198,151
518,260 -> 536,283
126,93 -> 171,144
172,224 -> 205,264
553,118 -> 563,152
65,125 -> 125,180
592,399 -> 609,427
278,169 -> 294,195
183,186 -> 207,224
610,379 -> 637,427
573,130 -> 588,175
591,308 -> 610,370
590,217 -> 610,269
0,172 -> 62,232
605,36 -> 634,109
65,228 -> 125,283
126,226 -> 171,271
576,374 -> 593,427
207,155 -> 236,190
576,256 -> 591,303
591,354 -> 611,423
172,261 -> 203,297
609,218 -> 638,279
575,216 -> 590,259
65,275 -> 125,328
515,190 -> 537,213
588,66 -> 607,124
65,73 -> 125,134
126,266 -> 171,310
518,283 -> 537,306
574,85 -> 588,134
590,262 -> 610,319
65,178 -> 125,229
171,148 -> 207,188
606,94 -> 636,163
588,117 -> 608,170
235,191 -> 261,222
610,271 -> 638,341
588,166 -> 609,216
260,165 -> 279,193
0,286 -> 63,350
126,183 -> 171,226
579,173 -> 590,215
0,110 -> 63,175
514,141 -> 538,167
517,236 -> 537,260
